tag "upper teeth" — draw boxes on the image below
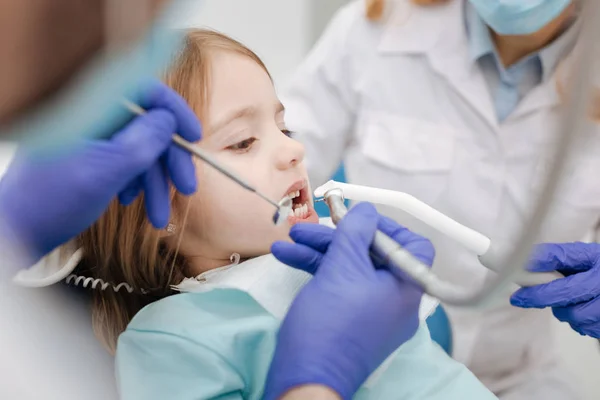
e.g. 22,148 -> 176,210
287,190 -> 300,199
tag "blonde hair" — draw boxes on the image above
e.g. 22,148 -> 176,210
73,29 -> 271,354
365,0 -> 451,21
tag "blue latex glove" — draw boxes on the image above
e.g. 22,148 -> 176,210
264,203 -> 435,400
511,242 -> 600,338
0,81 -> 201,263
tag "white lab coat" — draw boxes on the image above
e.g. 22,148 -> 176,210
282,1 -> 600,399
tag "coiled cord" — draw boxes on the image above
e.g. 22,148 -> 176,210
65,274 -> 142,294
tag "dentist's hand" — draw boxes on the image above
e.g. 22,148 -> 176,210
0,81 -> 201,263
511,242 -> 600,338
265,203 -> 435,400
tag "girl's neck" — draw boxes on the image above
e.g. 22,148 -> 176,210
186,254 -> 236,276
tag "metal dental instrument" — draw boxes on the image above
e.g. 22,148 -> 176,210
319,183 -> 562,306
122,100 -> 292,225
317,181 -> 563,286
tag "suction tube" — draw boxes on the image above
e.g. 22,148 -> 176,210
321,184 -> 561,306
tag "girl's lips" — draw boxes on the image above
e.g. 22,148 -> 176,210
281,179 -> 307,202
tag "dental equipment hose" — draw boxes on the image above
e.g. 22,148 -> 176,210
325,1 -> 600,307
325,190 -> 488,303
325,190 -> 560,305
122,100 -> 292,225
320,182 -> 561,288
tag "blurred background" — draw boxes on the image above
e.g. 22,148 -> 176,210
0,0 -> 599,398
170,0 -> 349,84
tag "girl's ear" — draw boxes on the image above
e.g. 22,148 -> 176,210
159,223 -> 177,238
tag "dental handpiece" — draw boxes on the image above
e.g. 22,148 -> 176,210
323,189 -> 420,275
323,188 -> 561,307
122,100 -> 292,225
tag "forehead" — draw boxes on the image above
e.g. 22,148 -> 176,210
207,51 -> 276,116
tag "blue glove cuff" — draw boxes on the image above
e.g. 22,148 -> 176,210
263,374 -> 355,400
264,338 -> 369,400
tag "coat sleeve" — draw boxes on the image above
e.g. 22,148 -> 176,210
281,3 -> 363,187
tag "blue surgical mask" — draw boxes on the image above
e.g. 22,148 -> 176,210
2,0 -> 201,155
468,0 -> 572,35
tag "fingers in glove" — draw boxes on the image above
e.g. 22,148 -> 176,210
271,241 -> 324,275
142,80 -> 202,142
528,242 -> 600,274
551,295 -> 600,326
111,109 -> 176,176
142,162 -> 171,228
118,177 -> 143,205
288,224 -> 334,253
511,269 -> 600,308
166,145 -> 197,195
377,216 -> 435,266
568,319 -> 600,339
334,203 -> 378,244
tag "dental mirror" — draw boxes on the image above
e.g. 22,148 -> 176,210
273,197 -> 293,226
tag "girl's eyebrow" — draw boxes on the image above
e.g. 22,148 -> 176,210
211,102 -> 286,133
211,106 -> 258,133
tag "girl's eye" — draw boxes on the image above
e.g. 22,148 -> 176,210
227,137 -> 257,152
281,129 -> 294,138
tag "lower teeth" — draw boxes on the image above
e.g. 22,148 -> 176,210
293,203 -> 308,218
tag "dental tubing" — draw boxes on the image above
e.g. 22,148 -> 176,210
317,181 -> 562,306
315,181 -> 491,256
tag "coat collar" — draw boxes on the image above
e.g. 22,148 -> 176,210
376,0 -> 577,127
378,0 -> 498,128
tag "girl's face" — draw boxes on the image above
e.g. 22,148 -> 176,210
177,51 -> 319,272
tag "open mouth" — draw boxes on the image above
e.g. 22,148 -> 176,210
281,180 -> 319,224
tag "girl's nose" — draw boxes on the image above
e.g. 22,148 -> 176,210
275,133 -> 305,170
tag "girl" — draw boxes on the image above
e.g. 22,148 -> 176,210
17,29 -> 495,399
